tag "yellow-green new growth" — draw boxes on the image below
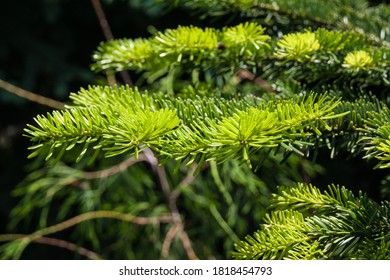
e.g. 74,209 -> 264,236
342,50 -> 373,69
275,31 -> 320,62
154,26 -> 218,62
222,22 -> 271,55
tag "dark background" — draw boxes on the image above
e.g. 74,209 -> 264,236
0,0 -> 199,258
0,0 -> 388,259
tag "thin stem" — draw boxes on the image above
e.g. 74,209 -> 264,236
90,0 -> 133,85
170,163 -> 198,204
143,148 -> 198,260
90,0 -> 114,40
210,161 -> 233,205
82,155 -> 147,180
161,224 -> 182,258
0,78 -> 64,109
26,211 -> 173,243
178,230 -> 198,260
143,148 -> 180,221
0,234 -> 101,260
209,204 -> 240,244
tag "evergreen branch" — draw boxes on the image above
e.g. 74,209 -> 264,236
24,91 -> 181,161
233,210 -> 322,259
167,0 -> 390,44
30,85 -> 390,169
360,108 -> 390,168
91,22 -> 271,73
233,183 -> 390,260
26,84 -> 390,169
91,25 -> 389,94
161,92 -> 347,167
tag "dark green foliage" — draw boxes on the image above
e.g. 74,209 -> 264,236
164,0 -> 390,42
233,183 -> 390,259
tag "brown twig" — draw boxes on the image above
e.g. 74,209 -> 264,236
236,69 -> 276,93
1,211 -> 173,259
0,234 -> 100,260
143,148 -> 198,260
0,78 -> 64,109
170,163 -> 198,205
143,149 -> 180,222
178,230 -> 198,260
82,155 -> 148,180
161,224 -> 182,258
90,0 -> 114,40
23,210 -> 173,246
90,0 -> 133,86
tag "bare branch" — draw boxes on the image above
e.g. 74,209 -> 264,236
23,211 -> 173,246
90,0 -> 114,40
178,230 -> 198,260
170,163 -> 198,205
143,148 -> 199,259
83,155 -> 148,180
236,69 -> 276,93
161,224 -> 182,259
0,78 -> 64,109
0,234 -> 101,260
90,0 -> 133,86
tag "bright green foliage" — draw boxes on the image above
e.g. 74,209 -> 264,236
93,38 -> 153,71
25,86 -> 180,161
275,31 -> 320,61
24,87 -> 353,170
342,50 -> 374,69
361,108 -> 390,169
92,24 -> 388,98
92,22 -> 271,77
222,22 -> 270,55
233,183 -> 390,259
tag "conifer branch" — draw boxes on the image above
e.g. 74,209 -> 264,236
91,25 -> 389,95
24,84 -> 390,169
25,86 -> 356,168
233,183 -> 390,260
14,0 -> 390,260
167,0 -> 390,44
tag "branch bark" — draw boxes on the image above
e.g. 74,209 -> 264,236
143,148 -> 199,260
0,78 -> 64,109
90,0 -> 133,86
